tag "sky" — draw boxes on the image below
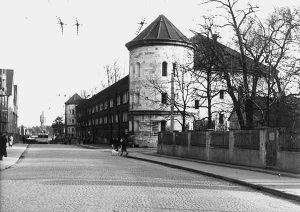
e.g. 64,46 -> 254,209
0,0 -> 299,127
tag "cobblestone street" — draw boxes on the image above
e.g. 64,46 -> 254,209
1,144 -> 300,212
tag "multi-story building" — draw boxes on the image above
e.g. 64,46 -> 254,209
65,93 -> 82,138
76,76 -> 129,144
0,69 -> 18,135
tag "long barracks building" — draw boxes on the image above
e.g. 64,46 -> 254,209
76,15 -> 194,147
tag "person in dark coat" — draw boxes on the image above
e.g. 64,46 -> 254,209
120,136 -> 128,156
0,133 -> 8,160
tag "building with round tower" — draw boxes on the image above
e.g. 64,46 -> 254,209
126,14 -> 194,147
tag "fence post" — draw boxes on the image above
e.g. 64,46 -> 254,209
229,131 -> 234,161
206,131 -> 211,160
187,132 -> 191,155
259,129 -> 267,166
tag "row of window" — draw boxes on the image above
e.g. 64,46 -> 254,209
194,90 -> 226,109
81,112 -> 128,126
85,92 -> 129,115
130,61 -> 177,78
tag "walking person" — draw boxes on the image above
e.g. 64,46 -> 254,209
120,136 -> 128,156
0,133 -> 8,160
9,135 -> 14,147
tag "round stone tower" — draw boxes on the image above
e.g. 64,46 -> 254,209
125,14 -> 194,147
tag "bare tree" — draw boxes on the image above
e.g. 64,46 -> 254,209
146,60 -> 197,132
101,60 -> 122,88
192,16 -> 231,129
199,0 -> 300,129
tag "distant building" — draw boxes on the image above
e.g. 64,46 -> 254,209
65,93 -> 82,138
0,69 -> 18,135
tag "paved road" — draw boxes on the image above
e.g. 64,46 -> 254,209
1,144 -> 299,212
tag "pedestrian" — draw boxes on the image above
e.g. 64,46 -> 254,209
9,135 -> 14,147
0,133 -> 8,160
120,136 -> 128,156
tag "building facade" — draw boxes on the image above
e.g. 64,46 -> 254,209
76,76 -> 129,144
0,69 -> 18,135
65,93 -> 82,138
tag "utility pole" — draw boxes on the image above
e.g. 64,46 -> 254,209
170,63 -> 176,132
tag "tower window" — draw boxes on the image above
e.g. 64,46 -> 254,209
219,113 -> 224,124
136,62 -> 140,77
161,120 -> 166,131
162,61 -> 167,76
220,90 -> 225,99
161,93 -> 167,104
195,100 -> 199,109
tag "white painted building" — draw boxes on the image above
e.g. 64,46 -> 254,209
65,93 -> 82,138
126,15 -> 194,147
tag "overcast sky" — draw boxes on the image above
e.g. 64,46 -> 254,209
0,0 -> 299,127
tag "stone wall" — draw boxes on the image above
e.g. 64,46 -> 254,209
158,129 -> 300,173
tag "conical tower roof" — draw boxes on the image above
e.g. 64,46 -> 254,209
65,93 -> 82,105
126,15 -> 194,50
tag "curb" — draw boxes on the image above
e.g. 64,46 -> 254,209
127,155 -> 300,203
149,152 -> 300,179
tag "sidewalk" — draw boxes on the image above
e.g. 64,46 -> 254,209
0,143 -> 28,171
127,149 -> 300,203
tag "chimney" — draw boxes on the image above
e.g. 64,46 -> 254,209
212,34 -> 218,42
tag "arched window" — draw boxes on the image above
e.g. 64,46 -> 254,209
162,61 -> 167,76
130,64 -> 135,77
136,62 -> 140,77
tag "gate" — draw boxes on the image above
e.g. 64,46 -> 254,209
265,130 -> 277,167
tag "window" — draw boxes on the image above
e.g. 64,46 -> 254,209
104,116 -> 107,124
110,114 -> 114,123
161,93 -> 167,104
173,62 -> 177,76
72,128 -> 75,132
220,90 -> 225,99
219,113 -> 224,124
123,92 -> 129,103
195,100 -> 199,109
131,64 -> 135,77
136,62 -> 140,77
72,119 -> 74,124
135,92 -> 140,104
122,112 -> 128,122
104,101 -> 108,110
117,95 -> 121,105
99,117 -> 103,124
161,120 -> 166,131
110,98 -> 114,108
72,109 -> 75,114
134,120 -> 139,131
162,61 -> 167,76
100,103 -> 103,111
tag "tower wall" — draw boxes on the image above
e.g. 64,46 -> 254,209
128,45 -> 193,147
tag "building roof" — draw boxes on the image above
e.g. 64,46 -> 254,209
126,14 -> 194,50
65,93 -> 82,105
